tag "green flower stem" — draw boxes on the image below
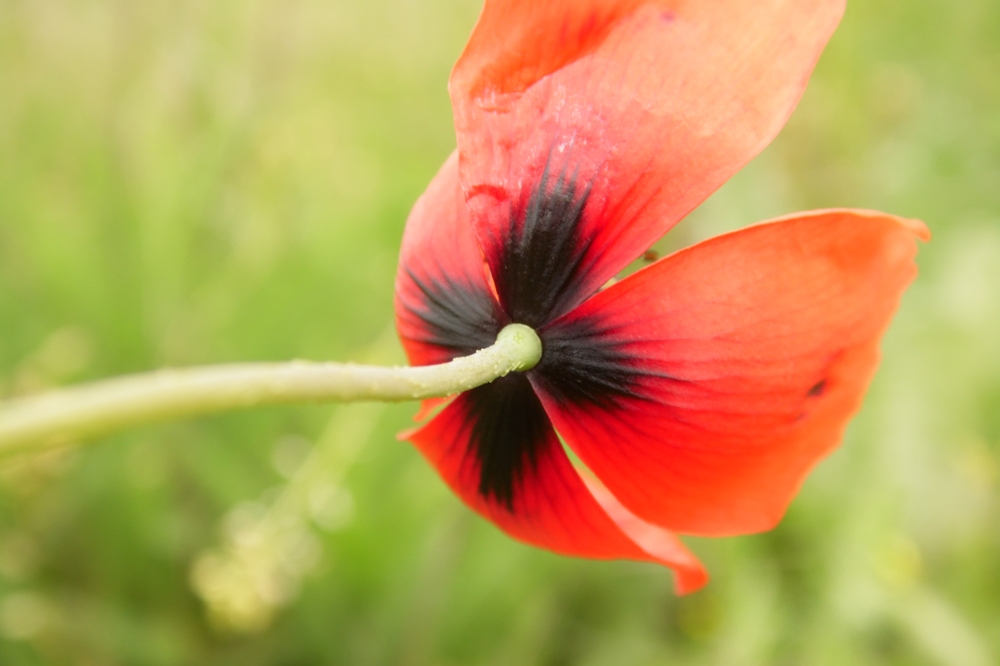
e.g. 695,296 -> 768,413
0,323 -> 542,459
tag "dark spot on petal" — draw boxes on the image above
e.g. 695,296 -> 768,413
660,10 -> 676,23
642,249 -> 659,262
807,379 -> 827,398
404,270 -> 505,360
491,157 -> 594,328
533,313 -> 648,409
464,373 -> 551,509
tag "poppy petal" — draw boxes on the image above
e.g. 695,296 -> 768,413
405,373 -> 707,590
394,150 -> 505,369
450,0 -> 846,321
580,472 -> 708,594
531,210 -> 928,536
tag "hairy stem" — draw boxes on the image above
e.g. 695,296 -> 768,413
0,324 -> 542,458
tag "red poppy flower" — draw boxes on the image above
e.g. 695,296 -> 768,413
394,0 -> 928,593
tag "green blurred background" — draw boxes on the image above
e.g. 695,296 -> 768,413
1,0 -> 998,663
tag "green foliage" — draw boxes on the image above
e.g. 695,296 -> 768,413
1,0 -> 998,663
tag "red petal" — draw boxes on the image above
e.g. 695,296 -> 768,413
532,210 -> 928,536
395,152 -> 507,419
450,0 -> 846,312
405,380 -> 707,590
395,151 -> 502,368
581,472 -> 707,594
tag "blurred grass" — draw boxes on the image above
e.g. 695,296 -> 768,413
1,0 -> 998,663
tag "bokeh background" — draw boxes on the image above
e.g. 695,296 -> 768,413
1,0 -> 998,663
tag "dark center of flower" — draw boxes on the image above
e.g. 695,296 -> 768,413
406,168 -> 646,509
490,162 -> 594,328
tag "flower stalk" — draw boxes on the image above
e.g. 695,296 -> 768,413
0,323 -> 542,459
